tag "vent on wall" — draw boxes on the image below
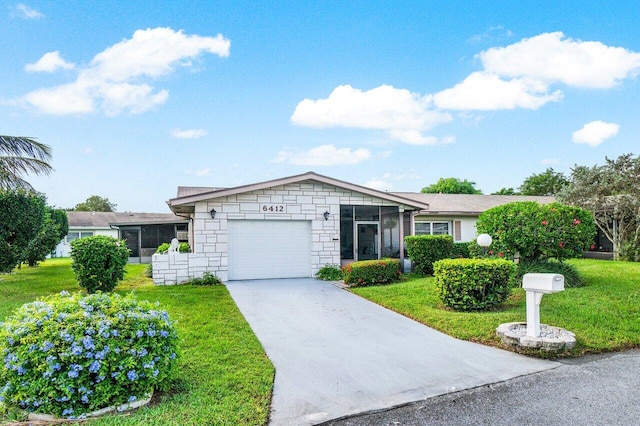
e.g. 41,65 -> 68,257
176,231 -> 189,241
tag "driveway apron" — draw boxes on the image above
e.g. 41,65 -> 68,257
226,279 -> 557,425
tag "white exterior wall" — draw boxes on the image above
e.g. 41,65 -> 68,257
153,181 -> 403,285
54,228 -> 119,257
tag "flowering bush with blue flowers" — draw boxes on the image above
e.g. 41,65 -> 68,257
0,291 -> 179,419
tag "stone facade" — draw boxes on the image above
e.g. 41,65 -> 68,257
152,181 -> 408,284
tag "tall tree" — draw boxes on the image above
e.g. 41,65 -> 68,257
519,168 -> 569,196
557,153 -> 640,259
0,135 -> 53,190
421,177 -> 482,194
0,190 -> 46,272
73,195 -> 117,212
23,208 -> 68,266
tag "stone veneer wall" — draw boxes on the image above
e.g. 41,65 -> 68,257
152,181 -> 404,285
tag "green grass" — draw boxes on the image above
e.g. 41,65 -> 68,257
351,259 -> 640,357
0,259 -> 274,425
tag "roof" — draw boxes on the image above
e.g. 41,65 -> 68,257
67,211 -> 189,228
167,171 -> 431,213
393,193 -> 555,216
176,186 -> 224,198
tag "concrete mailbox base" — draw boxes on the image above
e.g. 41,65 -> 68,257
497,322 -> 576,352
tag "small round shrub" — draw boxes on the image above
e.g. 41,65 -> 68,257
71,236 -> 130,293
515,259 -> 584,288
155,242 -> 190,254
188,272 -> 223,285
0,291 -> 179,419
434,258 -> 516,311
315,264 -> 343,281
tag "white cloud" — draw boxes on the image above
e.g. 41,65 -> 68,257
13,4 -> 44,19
21,27 -> 231,116
479,32 -> 640,89
435,32 -> 640,111
292,32 -> 640,139
365,177 -> 393,191
365,172 -> 423,192
572,120 -> 620,146
172,128 -> 208,139
274,144 -> 372,166
188,168 -> 211,176
25,51 -> 75,73
433,72 -> 563,110
291,85 -> 452,144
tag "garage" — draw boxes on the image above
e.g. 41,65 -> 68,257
227,220 -> 312,280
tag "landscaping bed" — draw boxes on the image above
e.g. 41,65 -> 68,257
351,259 -> 640,357
0,259 -> 274,425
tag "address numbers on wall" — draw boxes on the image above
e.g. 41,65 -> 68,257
261,204 -> 286,213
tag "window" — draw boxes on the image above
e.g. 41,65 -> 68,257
415,222 -> 450,236
66,231 -> 93,243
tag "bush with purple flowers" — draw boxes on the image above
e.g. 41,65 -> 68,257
0,291 -> 179,419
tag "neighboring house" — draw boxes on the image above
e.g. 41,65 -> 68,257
55,212 -> 189,263
394,193 -> 555,242
152,172 -> 555,284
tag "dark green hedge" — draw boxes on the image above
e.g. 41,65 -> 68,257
405,235 -> 453,275
434,258 -> 516,311
342,259 -> 401,287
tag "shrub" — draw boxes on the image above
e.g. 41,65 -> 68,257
405,235 -> 453,275
451,242 -> 471,259
434,258 -> 516,311
342,259 -> 401,287
188,272 -> 223,285
155,242 -> 190,254
315,264 -> 343,281
70,236 -> 130,293
515,259 -> 584,288
476,201 -> 595,262
143,264 -> 153,278
0,291 -> 179,419
619,241 -> 640,262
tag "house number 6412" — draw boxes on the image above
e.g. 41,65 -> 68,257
262,205 -> 285,212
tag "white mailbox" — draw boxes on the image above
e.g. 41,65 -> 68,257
522,273 -> 564,294
522,273 -> 565,338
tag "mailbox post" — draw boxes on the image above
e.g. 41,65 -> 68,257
522,273 -> 565,337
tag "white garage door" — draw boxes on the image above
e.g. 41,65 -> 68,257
227,220 -> 312,280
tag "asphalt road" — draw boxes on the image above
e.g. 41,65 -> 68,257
322,349 -> 640,426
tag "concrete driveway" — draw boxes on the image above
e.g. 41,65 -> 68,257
226,278 -> 556,425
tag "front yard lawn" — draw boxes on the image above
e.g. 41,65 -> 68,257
0,259 -> 274,425
351,258 -> 640,356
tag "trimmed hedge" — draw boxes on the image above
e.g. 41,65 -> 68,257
342,259 -> 401,287
405,235 -> 453,275
434,258 -> 516,311
451,242 -> 471,259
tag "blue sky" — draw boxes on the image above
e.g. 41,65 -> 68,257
2,1 -> 639,212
